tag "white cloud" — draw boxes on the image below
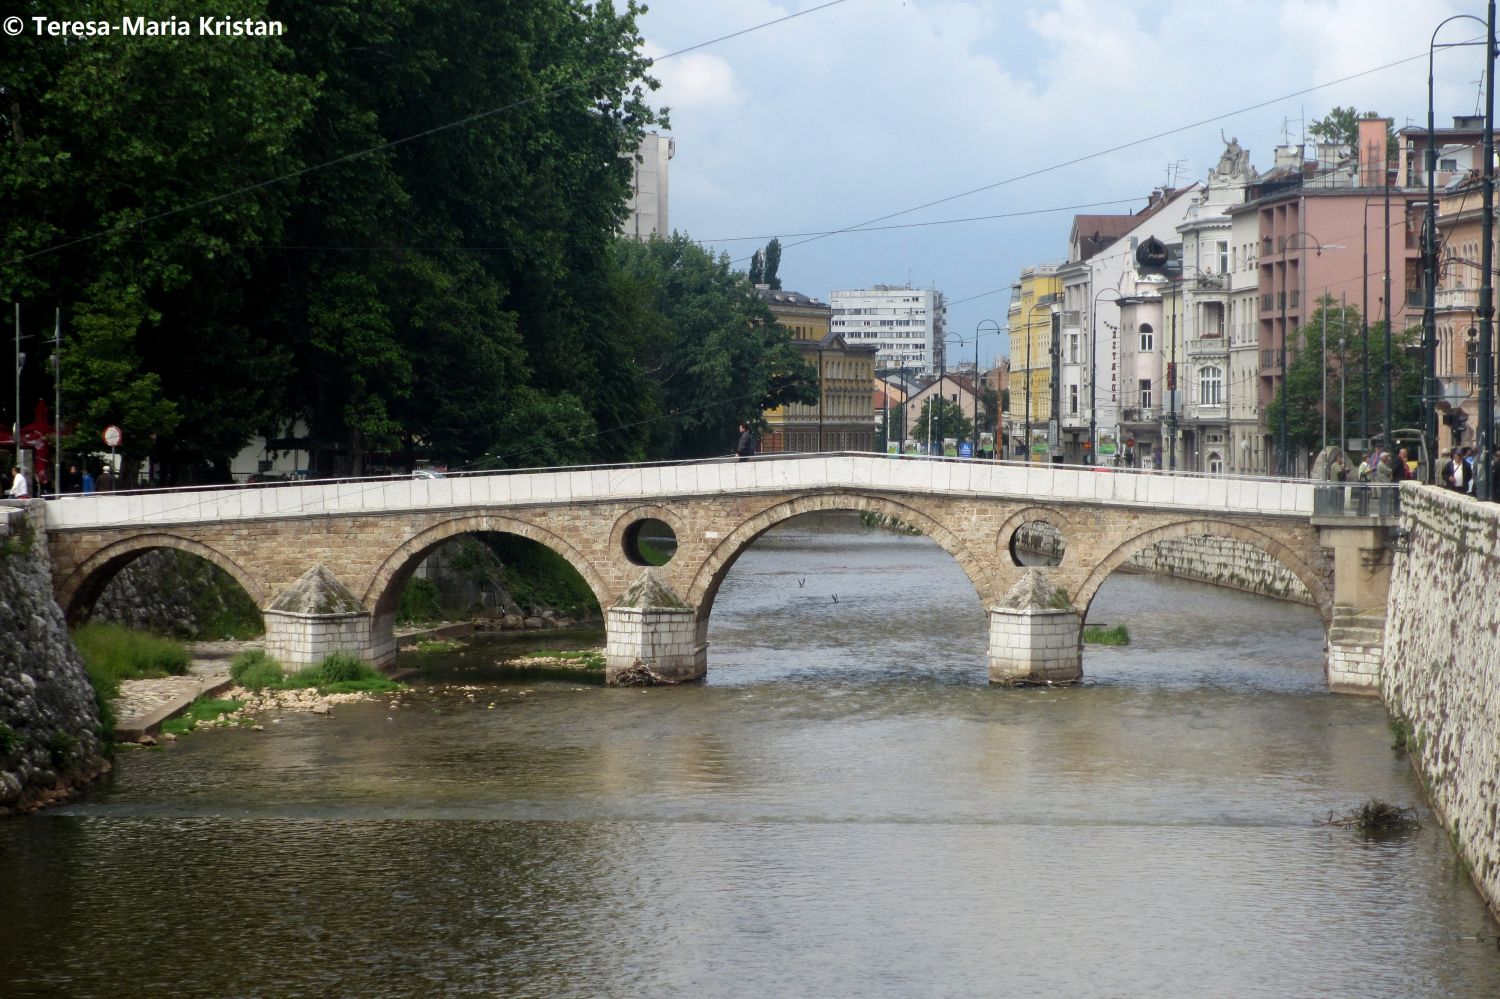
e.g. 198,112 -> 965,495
636,0 -> 1479,358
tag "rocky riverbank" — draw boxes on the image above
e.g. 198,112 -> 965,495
0,504 -> 111,815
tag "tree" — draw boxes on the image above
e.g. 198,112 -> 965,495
746,238 -> 782,290
1270,297 -> 1422,459
911,397 -> 973,450
1308,106 -> 1395,163
611,233 -> 817,459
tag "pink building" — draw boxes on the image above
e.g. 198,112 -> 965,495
1228,118 -> 1422,466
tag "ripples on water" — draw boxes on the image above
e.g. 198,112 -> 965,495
2,513 -> 1496,998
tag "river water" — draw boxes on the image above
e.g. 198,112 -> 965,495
3,512 -> 1498,997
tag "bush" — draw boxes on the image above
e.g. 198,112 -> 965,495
161,697 -> 244,736
396,577 -> 444,625
230,649 -> 284,691
73,623 -> 190,698
1083,624 -> 1131,645
316,652 -> 364,684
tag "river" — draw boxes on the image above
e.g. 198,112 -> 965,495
2,512 -> 1497,997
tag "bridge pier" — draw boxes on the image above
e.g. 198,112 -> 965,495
987,606 -> 1082,684
986,570 -> 1082,685
1316,504 -> 1398,696
261,566 -> 395,670
603,569 -> 706,684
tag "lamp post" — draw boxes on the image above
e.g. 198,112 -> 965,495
1480,0 -> 1497,500
1090,286 -> 1119,466
974,319 -> 1004,458
1024,300 -> 1051,462
1426,14 -> 1488,484
1277,231 -> 1333,475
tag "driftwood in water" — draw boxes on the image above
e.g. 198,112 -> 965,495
613,661 -> 679,687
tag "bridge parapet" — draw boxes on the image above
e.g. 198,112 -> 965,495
43,454 -> 1317,532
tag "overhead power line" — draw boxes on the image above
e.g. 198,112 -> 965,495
9,0 -> 855,267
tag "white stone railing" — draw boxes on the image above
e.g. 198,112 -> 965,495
41,453 -> 1317,531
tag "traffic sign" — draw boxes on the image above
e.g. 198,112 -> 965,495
102,425 -> 122,448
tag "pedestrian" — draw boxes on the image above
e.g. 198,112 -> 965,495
1392,447 -> 1412,482
63,463 -> 82,493
96,466 -> 114,492
1463,446 -> 1477,495
1441,449 -> 1467,492
734,422 -> 757,461
1373,452 -> 1394,483
7,465 -> 29,499
82,467 -> 95,494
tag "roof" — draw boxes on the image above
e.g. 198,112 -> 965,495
1069,186 -> 1198,261
753,286 -> 828,308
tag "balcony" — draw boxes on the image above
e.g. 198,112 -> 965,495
1121,406 -> 1156,423
1436,287 -> 1479,311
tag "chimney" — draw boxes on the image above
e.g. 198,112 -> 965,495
1357,116 -> 1391,187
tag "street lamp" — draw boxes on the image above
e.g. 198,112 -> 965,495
1024,299 -> 1052,462
1426,13 -> 1487,486
1090,285 -> 1120,466
974,319 -> 1004,457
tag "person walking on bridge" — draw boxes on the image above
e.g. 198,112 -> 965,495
7,465 -> 29,499
735,423 -> 757,461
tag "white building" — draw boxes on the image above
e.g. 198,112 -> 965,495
1176,141 -> 1256,474
1057,185 -> 1199,466
621,133 -> 674,240
830,285 -> 947,378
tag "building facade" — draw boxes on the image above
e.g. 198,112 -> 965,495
757,288 -> 877,453
830,285 -> 947,378
620,133 -> 674,240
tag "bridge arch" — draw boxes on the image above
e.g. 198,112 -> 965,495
57,534 -> 266,624
685,491 -> 989,618
1072,518 -> 1333,627
363,513 -> 611,617
995,505 -> 1076,570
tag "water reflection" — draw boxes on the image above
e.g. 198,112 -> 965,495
1,512 -> 1496,998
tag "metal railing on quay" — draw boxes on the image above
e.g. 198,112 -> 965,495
1312,483 -> 1401,520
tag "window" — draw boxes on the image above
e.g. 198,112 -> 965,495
1139,378 -> 1153,409
1139,322 -> 1155,352
1200,365 -> 1223,406
1069,384 -> 1079,415
1207,452 -> 1224,475
1217,240 -> 1229,274
1068,333 -> 1079,363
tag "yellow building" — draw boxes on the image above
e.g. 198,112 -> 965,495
1004,265 -> 1062,460
757,287 -> 877,452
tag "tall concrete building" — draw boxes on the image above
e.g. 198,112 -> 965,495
620,133 -> 674,240
829,285 -> 947,378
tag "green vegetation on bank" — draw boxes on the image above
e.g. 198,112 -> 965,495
396,577 -> 445,626
1083,625 -> 1131,646
161,697 -> 246,737
229,650 -> 403,695
72,623 -> 190,702
520,649 -> 606,672
489,534 -> 599,618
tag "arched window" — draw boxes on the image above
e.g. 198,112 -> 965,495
1199,365 -> 1224,406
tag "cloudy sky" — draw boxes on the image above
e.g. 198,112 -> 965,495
636,0 -> 1483,363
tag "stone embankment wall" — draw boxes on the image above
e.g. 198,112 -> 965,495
0,504 -> 110,815
1382,485 -> 1500,915
1014,524 -> 1311,604
93,547 -> 262,638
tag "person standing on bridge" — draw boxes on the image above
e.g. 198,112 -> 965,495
7,465 -> 29,499
735,422 -> 757,461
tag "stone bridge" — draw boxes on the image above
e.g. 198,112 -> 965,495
40,454 -> 1397,690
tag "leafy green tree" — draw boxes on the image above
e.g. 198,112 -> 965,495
611,233 -> 817,458
911,397 -> 973,449
1308,106 -> 1395,162
1270,297 -> 1421,457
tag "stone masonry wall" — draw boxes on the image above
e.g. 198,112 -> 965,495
0,503 -> 110,815
1382,484 -> 1500,916
1015,524 -> 1312,605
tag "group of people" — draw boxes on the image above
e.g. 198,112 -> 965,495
4,462 -> 116,499
1439,445 -> 1500,498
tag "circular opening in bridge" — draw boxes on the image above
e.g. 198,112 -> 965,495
623,518 -> 677,566
1009,520 -> 1065,567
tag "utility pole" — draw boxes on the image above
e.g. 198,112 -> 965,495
1479,0 -> 1497,500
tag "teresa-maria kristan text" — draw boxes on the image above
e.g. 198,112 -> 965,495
14,16 -> 286,37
